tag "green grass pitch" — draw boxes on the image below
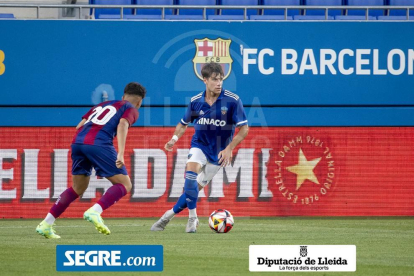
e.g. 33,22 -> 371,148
0,217 -> 412,276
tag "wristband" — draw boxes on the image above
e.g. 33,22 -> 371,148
172,135 -> 179,142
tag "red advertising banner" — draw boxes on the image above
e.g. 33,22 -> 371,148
0,127 -> 413,218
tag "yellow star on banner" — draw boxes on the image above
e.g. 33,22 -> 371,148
286,148 -> 321,191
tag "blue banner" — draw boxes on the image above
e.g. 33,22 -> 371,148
0,21 -> 413,126
0,21 -> 413,105
56,245 -> 163,272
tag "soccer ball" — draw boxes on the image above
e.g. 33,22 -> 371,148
208,209 -> 234,233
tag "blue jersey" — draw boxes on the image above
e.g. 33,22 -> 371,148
72,100 -> 138,147
180,89 -> 248,165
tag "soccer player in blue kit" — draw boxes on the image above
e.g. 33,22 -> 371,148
151,62 -> 249,233
36,82 -> 146,238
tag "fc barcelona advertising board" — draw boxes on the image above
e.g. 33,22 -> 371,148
0,21 -> 413,110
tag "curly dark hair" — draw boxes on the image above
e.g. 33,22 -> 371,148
124,82 -> 146,99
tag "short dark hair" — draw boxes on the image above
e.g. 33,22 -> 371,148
201,62 -> 224,79
124,82 -> 146,99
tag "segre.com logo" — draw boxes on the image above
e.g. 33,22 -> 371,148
56,245 -> 163,272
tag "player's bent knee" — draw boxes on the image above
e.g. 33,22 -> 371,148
120,182 -> 132,193
72,185 -> 87,196
186,162 -> 202,174
72,175 -> 90,195
114,180 -> 132,193
106,174 -> 132,193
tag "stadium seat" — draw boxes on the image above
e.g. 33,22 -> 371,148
345,0 -> 386,17
208,15 -> 248,20
134,0 -> 174,19
260,0 -> 301,17
124,14 -> 163,20
165,14 -> 205,20
388,0 -> 414,16
99,14 -> 130,19
249,15 -> 293,19
219,0 -> 260,17
304,0 -> 343,16
175,0 -> 216,19
294,15 -> 334,19
92,0 -> 133,19
0,13 -> 15,19
377,15 -> 414,19
335,15 -> 377,19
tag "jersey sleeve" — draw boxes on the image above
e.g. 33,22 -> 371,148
180,103 -> 194,125
232,99 -> 248,127
82,106 -> 98,120
121,107 -> 139,127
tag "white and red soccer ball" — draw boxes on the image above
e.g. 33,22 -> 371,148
208,209 -> 234,233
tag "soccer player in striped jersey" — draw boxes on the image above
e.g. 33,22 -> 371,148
151,62 -> 249,233
36,82 -> 146,239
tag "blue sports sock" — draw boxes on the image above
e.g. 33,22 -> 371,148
184,171 -> 199,210
173,193 -> 187,214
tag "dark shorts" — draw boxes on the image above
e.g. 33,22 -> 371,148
71,144 -> 128,177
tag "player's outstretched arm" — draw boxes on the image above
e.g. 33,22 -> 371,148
116,118 -> 130,168
218,125 -> 249,167
165,122 -> 188,152
75,119 -> 87,130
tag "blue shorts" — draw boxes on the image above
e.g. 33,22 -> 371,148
71,144 -> 128,177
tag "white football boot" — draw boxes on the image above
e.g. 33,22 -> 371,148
185,217 -> 199,233
151,211 -> 172,231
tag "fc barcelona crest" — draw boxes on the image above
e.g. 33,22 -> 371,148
193,38 -> 233,81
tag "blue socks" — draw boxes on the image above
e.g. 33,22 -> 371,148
184,171 -> 199,210
173,194 -> 187,213
173,171 -> 199,214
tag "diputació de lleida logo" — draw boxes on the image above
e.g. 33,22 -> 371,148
267,133 -> 336,205
193,38 -> 233,80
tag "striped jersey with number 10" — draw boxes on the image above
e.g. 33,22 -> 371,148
72,100 -> 138,147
